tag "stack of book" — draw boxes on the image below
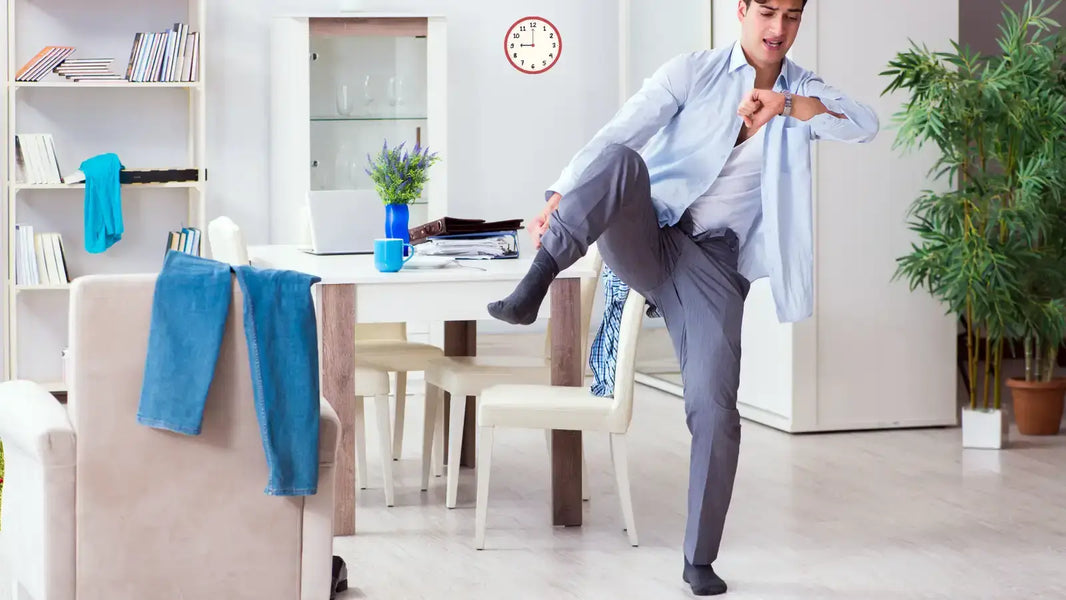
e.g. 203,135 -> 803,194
14,46 -> 76,82
165,227 -> 202,257
14,134 -> 64,184
126,23 -> 199,82
13,224 -> 70,286
53,58 -> 122,81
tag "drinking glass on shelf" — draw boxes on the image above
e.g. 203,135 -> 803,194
336,83 -> 353,116
387,76 -> 405,110
361,74 -> 375,116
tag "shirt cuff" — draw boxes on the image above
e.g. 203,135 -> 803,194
546,173 -> 577,201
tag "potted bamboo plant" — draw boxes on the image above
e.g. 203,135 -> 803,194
882,0 -> 1066,448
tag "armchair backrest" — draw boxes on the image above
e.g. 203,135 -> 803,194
66,273 -> 333,599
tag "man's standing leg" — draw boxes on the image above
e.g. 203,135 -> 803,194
655,229 -> 747,596
488,144 -> 677,323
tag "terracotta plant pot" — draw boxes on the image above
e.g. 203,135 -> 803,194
1006,377 -> 1066,436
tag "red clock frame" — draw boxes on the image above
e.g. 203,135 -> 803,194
504,16 -> 562,74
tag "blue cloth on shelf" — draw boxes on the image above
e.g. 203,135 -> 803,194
80,152 -> 124,253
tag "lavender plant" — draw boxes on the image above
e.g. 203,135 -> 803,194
365,140 -> 440,205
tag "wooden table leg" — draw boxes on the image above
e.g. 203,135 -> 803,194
319,284 -> 357,536
443,320 -> 478,467
550,278 -> 583,527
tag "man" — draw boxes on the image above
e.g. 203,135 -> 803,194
488,0 -> 878,595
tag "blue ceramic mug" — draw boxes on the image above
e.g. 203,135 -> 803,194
374,238 -> 414,272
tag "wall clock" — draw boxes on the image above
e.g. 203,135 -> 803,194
504,16 -> 561,74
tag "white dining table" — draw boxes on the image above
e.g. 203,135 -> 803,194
249,245 -> 597,536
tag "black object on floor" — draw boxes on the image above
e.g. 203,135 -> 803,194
683,557 -> 728,596
331,556 -> 348,599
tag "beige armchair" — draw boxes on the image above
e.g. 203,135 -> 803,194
0,274 -> 341,600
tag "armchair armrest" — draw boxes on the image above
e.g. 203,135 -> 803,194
318,397 -> 340,466
0,380 -> 75,466
302,398 -> 341,600
0,380 -> 76,600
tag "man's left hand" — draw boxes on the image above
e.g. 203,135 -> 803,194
736,89 -> 786,129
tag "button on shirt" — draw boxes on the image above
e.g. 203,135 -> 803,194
565,41 -> 879,396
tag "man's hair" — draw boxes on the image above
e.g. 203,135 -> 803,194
742,0 -> 808,7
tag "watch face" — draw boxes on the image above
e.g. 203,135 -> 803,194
504,16 -> 561,74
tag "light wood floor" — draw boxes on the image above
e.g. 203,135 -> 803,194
3,346 -> 1065,598
323,382 -> 1066,600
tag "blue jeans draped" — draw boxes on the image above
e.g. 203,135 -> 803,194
136,250 -> 322,496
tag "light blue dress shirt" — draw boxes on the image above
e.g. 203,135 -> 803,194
548,41 -> 879,323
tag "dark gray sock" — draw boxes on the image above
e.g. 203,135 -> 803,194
487,248 -> 559,325
683,558 -> 727,596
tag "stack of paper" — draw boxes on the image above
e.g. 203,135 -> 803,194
415,231 -> 519,259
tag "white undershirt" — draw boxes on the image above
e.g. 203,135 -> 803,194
686,126 -> 764,245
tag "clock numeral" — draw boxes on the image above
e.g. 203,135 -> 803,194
530,21 -> 537,28
519,25 -> 527,31
552,42 -> 557,48
510,43 -> 514,48
549,32 -> 554,39
549,53 -> 554,58
520,60 -> 525,66
542,60 -> 547,66
543,26 -> 547,31
513,52 -> 518,58
513,33 -> 520,39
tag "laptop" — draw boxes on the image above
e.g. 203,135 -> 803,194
303,189 -> 385,255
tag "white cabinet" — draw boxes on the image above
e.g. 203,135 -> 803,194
269,12 -> 448,346
268,13 -> 448,246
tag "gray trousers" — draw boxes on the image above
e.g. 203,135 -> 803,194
541,143 -> 748,565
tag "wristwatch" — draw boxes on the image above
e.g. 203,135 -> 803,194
781,90 -> 793,118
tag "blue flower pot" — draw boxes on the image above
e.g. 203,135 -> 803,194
385,203 -> 410,244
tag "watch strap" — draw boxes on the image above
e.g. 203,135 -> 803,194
782,90 -> 793,118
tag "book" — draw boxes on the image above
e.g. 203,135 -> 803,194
165,226 -> 202,257
409,217 -> 523,245
16,46 -> 76,81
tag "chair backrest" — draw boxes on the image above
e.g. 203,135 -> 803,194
608,289 -> 647,431
207,215 -> 250,265
67,274 -> 321,598
543,243 -> 605,362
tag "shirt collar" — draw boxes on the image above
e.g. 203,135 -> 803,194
728,40 -> 792,90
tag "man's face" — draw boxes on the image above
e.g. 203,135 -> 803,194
737,0 -> 804,68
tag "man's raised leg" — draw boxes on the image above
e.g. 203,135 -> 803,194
488,143 -> 675,324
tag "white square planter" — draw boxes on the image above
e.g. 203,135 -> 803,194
962,408 -> 1008,449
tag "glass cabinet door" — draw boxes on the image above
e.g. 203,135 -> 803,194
308,19 -> 429,199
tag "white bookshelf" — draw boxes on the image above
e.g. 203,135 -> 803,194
2,0 -> 207,390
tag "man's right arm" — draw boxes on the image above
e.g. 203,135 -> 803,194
545,52 -> 695,201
